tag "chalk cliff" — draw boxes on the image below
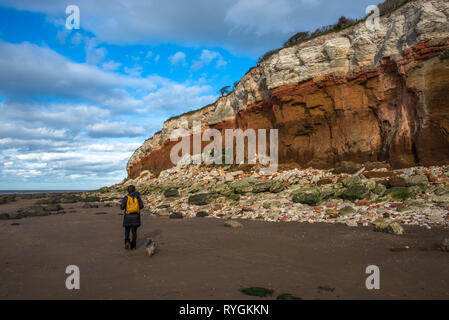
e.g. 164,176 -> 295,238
127,0 -> 449,179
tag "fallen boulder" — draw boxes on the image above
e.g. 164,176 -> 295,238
373,219 -> 404,235
164,189 -> 179,198
292,189 -> 322,206
188,193 -> 215,206
169,212 -> 183,219
340,184 -> 370,201
225,221 -> 243,228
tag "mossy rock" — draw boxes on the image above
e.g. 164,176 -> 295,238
388,222 -> 404,235
230,178 -> 254,194
373,183 -> 387,195
430,194 -> 449,207
164,189 -> 179,198
0,194 -> 17,205
397,206 -> 412,213
339,206 -> 356,216
251,180 -> 273,193
325,209 -> 339,218
270,180 -> 286,193
227,194 -> 241,201
83,196 -> 100,202
319,185 -> 338,200
17,206 -> 48,217
340,184 -> 369,201
44,204 -> 63,212
82,203 -> 99,208
230,178 -> 273,194
373,219 -> 390,231
342,175 -> 362,188
196,211 -> 209,218
213,184 -> 233,196
240,287 -> 273,298
292,190 -> 322,206
60,195 -> 82,203
405,174 -> 429,187
384,187 -> 411,201
188,193 -> 215,206
277,293 -> 302,300
373,219 -> 404,235
169,212 -> 183,219
35,198 -> 60,205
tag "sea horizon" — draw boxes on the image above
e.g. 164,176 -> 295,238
0,190 -> 92,195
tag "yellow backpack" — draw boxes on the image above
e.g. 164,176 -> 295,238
126,196 -> 140,214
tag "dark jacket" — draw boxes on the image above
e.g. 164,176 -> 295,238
120,191 -> 144,228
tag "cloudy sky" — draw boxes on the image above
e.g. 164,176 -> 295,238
0,0 -> 378,190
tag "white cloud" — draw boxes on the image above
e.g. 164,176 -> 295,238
102,60 -> 122,71
0,0 -> 367,56
169,51 -> 187,66
87,122 -> 147,138
143,80 -> 217,115
124,65 -> 143,77
225,0 -> 298,36
0,40 -> 157,111
85,37 -> 107,65
191,49 -> 227,71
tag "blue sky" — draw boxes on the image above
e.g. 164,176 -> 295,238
0,0 -> 380,190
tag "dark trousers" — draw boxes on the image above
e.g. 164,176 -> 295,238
125,226 -> 138,244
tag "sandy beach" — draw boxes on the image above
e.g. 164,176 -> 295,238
1,195 -> 448,300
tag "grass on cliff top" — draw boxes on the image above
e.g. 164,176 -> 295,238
258,0 -> 412,63
166,103 -> 215,123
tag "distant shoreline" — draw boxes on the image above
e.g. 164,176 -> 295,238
0,190 -> 91,195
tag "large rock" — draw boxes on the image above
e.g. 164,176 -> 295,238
44,204 -> 64,212
292,189 -> 322,206
342,175 -> 363,187
251,180 -> 273,193
196,211 -> 209,218
19,206 -> 47,216
16,206 -> 49,218
384,187 -> 412,201
0,194 -> 16,205
188,193 -> 215,206
229,178 -> 273,194
224,221 -> 243,228
405,175 -> 429,187
0,212 -> 23,220
164,189 -> 180,198
373,219 -> 404,235
169,212 -> 183,219
339,206 -> 356,216
431,194 -> 449,207
340,185 -> 370,201
269,180 -> 286,193
441,239 -> 449,251
230,178 -> 254,194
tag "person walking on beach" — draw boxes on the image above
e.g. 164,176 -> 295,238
120,185 -> 144,250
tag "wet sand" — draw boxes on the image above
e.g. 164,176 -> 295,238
0,199 -> 448,300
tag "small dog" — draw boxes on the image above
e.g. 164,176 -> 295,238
146,238 -> 157,257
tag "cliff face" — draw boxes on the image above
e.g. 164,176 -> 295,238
127,0 -> 449,179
